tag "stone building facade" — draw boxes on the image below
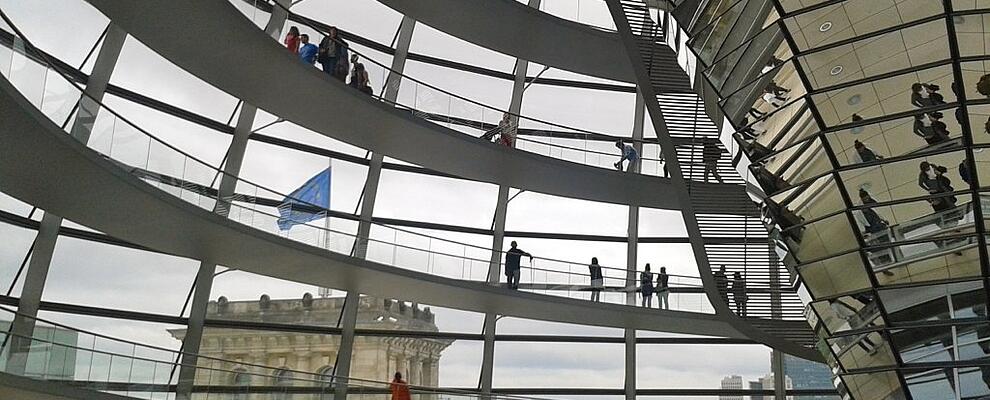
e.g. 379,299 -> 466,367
170,294 -> 452,398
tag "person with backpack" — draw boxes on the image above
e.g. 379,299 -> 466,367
656,266 -> 670,310
504,241 -> 532,290
640,263 -> 654,308
589,257 -> 603,302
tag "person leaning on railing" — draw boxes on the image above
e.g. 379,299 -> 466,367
504,241 -> 533,290
614,140 -> 638,172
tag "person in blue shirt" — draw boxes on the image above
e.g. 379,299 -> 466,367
614,140 -> 638,172
298,34 -> 318,65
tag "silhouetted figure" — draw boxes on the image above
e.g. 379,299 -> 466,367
480,114 -> 509,142
739,117 -> 767,141
504,241 -> 532,290
911,83 -> 935,108
390,372 -> 411,400
589,257 -> 603,302
730,272 -> 747,316
497,113 -> 517,148
930,111 -> 951,141
755,166 -> 788,193
765,199 -> 805,243
854,140 -> 882,163
348,55 -> 372,95
925,84 -> 945,105
859,189 -> 889,235
913,112 -> 950,145
919,162 -> 957,212
978,74 -> 990,97
702,141 -> 723,183
656,266 -> 670,310
640,263 -> 654,308
761,56 -> 782,74
614,140 -> 639,172
714,265 -> 729,306
741,138 -> 772,160
317,27 -> 344,77
960,160 -> 974,187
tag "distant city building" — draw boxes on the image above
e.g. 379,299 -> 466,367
782,354 -> 835,399
0,320 -> 77,380
169,295 -> 452,399
749,373 -> 793,400
720,375 -> 744,400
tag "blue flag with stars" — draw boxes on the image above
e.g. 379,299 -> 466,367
277,167 -> 331,231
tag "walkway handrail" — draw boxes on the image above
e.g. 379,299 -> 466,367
257,0 -> 663,152
0,305 -> 556,400
0,12 -> 710,306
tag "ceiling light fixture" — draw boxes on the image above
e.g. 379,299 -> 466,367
819,21 -> 833,32
830,65 -> 843,76
847,94 -> 861,105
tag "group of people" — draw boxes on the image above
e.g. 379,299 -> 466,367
502,242 -> 674,309
638,263 -> 671,309
910,83 -> 952,145
284,26 -> 373,95
714,266 -> 748,316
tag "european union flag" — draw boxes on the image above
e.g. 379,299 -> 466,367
277,167 -> 331,231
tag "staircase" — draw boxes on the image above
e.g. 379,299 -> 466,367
608,0 -> 819,356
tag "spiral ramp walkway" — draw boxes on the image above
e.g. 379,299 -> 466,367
78,0 -> 760,216
0,71 -> 753,337
364,0 -> 823,361
0,1 -> 831,388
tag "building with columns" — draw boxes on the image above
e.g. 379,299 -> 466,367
169,294 -> 452,397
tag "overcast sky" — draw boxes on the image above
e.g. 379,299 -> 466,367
0,0 -> 804,392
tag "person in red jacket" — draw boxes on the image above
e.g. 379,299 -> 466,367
390,372 -> 411,400
284,26 -> 300,54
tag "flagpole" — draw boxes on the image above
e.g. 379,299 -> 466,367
320,157 -> 333,298
323,157 -> 332,250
